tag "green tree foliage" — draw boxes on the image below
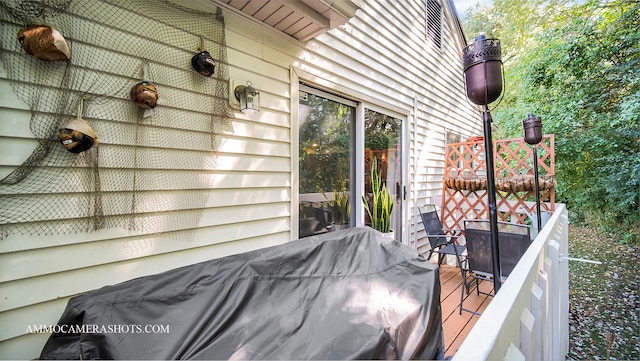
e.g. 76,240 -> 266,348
462,0 -> 639,243
299,94 -> 353,193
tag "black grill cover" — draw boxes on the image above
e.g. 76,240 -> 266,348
40,227 -> 443,360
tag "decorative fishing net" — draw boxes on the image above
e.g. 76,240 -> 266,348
0,0 -> 233,240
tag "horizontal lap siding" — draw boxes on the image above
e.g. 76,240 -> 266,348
0,0 -> 291,357
0,228 -> 289,341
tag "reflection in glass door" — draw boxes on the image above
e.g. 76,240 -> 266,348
364,109 -> 402,241
298,87 -> 355,238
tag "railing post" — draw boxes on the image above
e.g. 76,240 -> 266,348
560,213 -> 570,356
537,269 -> 550,361
530,283 -> 544,361
547,240 -> 561,361
520,307 -> 535,361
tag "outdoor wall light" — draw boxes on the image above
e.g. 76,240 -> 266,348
234,81 -> 260,112
522,113 -> 544,234
462,33 -> 504,293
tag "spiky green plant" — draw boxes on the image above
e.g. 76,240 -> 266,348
322,180 -> 351,225
362,158 -> 394,233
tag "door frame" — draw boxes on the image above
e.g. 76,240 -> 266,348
291,66 -> 411,244
361,103 -> 409,243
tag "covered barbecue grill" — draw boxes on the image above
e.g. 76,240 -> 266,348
40,227 -> 444,360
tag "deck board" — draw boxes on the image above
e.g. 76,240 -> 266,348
438,264 -> 495,358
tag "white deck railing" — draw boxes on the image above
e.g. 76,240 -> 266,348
453,204 -> 569,361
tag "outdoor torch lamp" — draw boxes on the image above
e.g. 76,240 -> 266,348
523,113 -> 543,145
463,35 -> 503,106
462,34 -> 504,293
234,81 -> 260,112
522,113 -> 544,234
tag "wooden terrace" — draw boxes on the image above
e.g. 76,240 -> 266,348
438,264 -> 494,358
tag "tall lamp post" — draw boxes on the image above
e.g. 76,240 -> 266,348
522,113 -> 544,234
462,34 -> 504,293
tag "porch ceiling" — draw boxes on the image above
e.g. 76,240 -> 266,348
217,0 -> 360,42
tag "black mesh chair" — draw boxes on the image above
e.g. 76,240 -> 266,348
299,202 -> 330,238
459,219 -> 531,315
418,204 -> 466,268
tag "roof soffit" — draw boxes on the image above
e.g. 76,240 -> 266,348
219,0 -> 360,42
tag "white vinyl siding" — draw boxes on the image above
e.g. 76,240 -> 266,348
0,0 -> 481,358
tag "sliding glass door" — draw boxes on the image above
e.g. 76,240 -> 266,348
298,86 -> 355,238
364,109 -> 403,241
298,85 -> 404,242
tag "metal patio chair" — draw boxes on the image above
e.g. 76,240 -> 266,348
459,219 -> 532,315
299,202 -> 330,238
417,204 -> 466,268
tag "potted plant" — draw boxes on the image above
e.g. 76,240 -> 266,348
362,158 -> 395,237
323,180 -> 351,231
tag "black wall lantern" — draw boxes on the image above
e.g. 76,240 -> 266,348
522,113 -> 544,234
234,81 -> 260,113
462,34 -> 504,293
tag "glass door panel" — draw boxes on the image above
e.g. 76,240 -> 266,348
364,109 -> 402,241
298,88 -> 355,238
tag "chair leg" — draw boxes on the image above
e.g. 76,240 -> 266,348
462,273 -> 478,296
460,275 -> 484,316
454,252 -> 465,277
459,269 -> 466,315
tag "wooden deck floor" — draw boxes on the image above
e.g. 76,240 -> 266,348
438,264 -> 495,358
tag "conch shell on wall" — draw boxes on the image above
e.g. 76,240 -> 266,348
17,24 -> 71,61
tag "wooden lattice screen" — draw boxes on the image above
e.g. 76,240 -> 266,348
441,135 -> 555,231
